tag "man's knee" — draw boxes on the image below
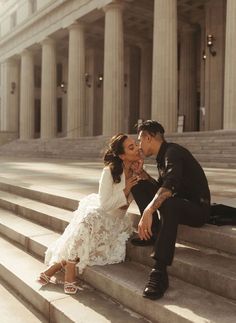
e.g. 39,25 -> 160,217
160,197 -> 179,213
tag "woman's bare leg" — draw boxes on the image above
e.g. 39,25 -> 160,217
64,260 -> 79,294
37,260 -> 66,285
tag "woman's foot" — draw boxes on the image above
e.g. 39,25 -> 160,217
37,261 -> 66,286
64,260 -> 79,294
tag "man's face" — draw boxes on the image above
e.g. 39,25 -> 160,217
138,131 -> 152,157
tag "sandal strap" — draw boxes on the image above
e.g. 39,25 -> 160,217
67,260 -> 77,264
39,272 -> 50,283
64,281 -> 78,290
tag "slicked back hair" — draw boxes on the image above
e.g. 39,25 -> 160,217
137,120 -> 165,139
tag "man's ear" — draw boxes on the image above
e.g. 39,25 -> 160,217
146,134 -> 152,142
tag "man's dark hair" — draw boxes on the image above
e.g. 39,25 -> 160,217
137,120 -> 165,137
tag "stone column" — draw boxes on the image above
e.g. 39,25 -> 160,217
93,49 -> 104,136
205,0 -> 225,130
124,46 -> 131,133
85,48 -> 95,136
199,19 -> 206,131
40,37 -> 57,139
0,58 -> 20,133
67,23 -> 86,138
139,42 -> 152,121
151,0 -> 178,132
20,50 -> 35,139
103,1 -> 124,135
61,58 -> 68,137
179,25 -> 197,131
224,0 -> 236,129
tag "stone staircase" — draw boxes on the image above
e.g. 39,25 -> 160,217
0,130 -> 235,168
0,131 -> 18,146
0,168 -> 236,322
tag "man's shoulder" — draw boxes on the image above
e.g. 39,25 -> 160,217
164,142 -> 195,161
166,142 -> 187,154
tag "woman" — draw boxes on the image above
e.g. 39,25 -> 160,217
37,133 -> 142,294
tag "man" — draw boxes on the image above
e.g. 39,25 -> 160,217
131,120 -> 210,300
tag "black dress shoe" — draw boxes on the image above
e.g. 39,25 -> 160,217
131,236 -> 156,247
143,268 -> 169,300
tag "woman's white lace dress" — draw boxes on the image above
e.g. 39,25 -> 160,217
45,167 -> 133,274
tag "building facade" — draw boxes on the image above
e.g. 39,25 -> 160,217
0,0 -> 235,140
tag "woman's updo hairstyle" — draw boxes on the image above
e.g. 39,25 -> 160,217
103,133 -> 128,183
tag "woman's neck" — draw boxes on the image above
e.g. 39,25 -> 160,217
123,161 -> 133,178
123,161 -> 132,171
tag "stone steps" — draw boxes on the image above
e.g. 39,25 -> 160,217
0,162 -> 235,322
83,263 -> 236,323
0,279 -> 46,323
0,180 -> 235,255
0,189 -> 236,302
0,237 -> 148,323
0,212 -> 236,323
0,190 -> 73,233
0,131 -> 236,168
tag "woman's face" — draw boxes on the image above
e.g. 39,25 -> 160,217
119,137 -> 140,162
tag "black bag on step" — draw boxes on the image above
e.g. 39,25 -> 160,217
208,204 -> 236,226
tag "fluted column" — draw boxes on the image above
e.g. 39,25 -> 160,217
224,0 -> 236,129
103,1 -> 124,135
152,0 -> 178,132
67,23 -> 86,138
179,25 -> 197,131
139,42 -> 152,120
20,50 -> 35,139
40,37 -> 57,139
0,58 -> 20,132
205,0 -> 225,130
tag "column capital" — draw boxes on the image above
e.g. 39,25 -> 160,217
5,56 -> 16,63
180,22 -> 198,34
41,37 -> 56,47
21,49 -> 33,57
103,0 -> 124,13
68,21 -> 85,32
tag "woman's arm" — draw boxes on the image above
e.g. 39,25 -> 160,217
98,167 -> 128,212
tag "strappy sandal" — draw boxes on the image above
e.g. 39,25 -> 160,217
37,272 -> 51,286
63,259 -> 80,294
64,281 -> 79,294
37,261 -> 66,286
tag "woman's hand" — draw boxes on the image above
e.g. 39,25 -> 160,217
123,175 -> 140,197
130,159 -> 144,175
131,159 -> 150,180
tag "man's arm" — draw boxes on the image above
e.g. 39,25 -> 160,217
138,146 -> 183,240
137,187 -> 172,240
148,187 -> 173,212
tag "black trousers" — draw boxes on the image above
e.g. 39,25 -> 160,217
131,180 -> 210,266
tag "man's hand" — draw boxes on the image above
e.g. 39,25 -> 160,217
138,206 -> 154,240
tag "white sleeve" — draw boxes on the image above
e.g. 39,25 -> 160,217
98,167 -> 128,212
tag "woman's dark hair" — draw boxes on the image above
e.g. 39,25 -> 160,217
137,120 -> 165,137
103,133 -> 128,183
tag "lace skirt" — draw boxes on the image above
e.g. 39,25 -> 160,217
45,193 -> 133,274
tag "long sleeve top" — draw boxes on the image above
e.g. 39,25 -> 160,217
98,166 -> 133,213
